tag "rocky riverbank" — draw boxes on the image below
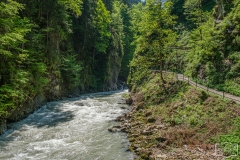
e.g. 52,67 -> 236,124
114,73 -> 240,159
118,93 -> 226,159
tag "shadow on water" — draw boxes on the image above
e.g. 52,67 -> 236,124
18,102 -> 75,129
0,89 -> 128,148
0,103 -> 75,148
31,103 -> 75,128
75,89 -> 128,99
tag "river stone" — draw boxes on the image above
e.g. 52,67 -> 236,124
0,119 -> 6,135
108,126 -> 121,132
145,111 -> 152,117
129,138 -> 135,142
136,102 -> 145,111
126,97 -> 133,105
136,147 -> 142,152
156,154 -> 168,159
74,102 -> 84,106
133,144 -> 140,150
156,137 -> 167,142
113,125 -> 121,128
131,134 -> 139,138
115,116 -> 123,122
108,128 -> 118,132
142,130 -> 153,135
147,117 -> 156,123
121,127 -> 127,132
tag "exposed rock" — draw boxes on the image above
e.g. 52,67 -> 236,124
173,102 -> 184,109
142,130 -> 153,135
108,126 -> 121,132
145,111 -> 152,117
74,102 -> 84,106
121,127 -> 127,132
7,92 -> 47,122
68,94 -> 74,98
108,128 -> 118,132
129,138 -> 135,142
147,117 -> 156,123
113,125 -> 121,128
126,97 -> 133,105
0,119 -> 6,135
136,147 -> 143,152
133,143 -> 140,150
156,154 -> 168,159
131,134 -> 139,138
156,124 -> 167,130
156,137 -> 167,142
135,102 -> 145,111
115,116 -> 123,122
117,100 -> 125,104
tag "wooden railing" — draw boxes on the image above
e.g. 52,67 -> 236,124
150,70 -> 240,104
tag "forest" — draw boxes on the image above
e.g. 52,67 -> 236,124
128,0 -> 240,96
1,0 -> 240,158
126,0 -> 240,158
0,0 -> 138,120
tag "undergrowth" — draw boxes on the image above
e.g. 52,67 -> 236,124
129,72 -> 240,158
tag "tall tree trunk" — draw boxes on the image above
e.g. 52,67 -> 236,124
199,0 -> 203,49
160,57 -> 164,83
46,12 -> 49,54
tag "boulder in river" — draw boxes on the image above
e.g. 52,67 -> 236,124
74,102 -> 84,106
108,125 -> 121,132
126,97 -> 133,105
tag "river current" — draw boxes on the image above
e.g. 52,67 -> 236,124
0,90 -> 134,160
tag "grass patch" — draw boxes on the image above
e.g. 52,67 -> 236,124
218,80 -> 240,97
122,93 -> 130,98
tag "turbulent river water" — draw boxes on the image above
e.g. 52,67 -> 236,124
0,90 -> 134,160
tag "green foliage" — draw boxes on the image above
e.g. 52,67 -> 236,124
183,0 -> 210,26
93,0 -> 111,54
128,0 -> 177,87
217,80 -> 240,96
61,54 -> 82,90
219,117 -> 240,159
59,0 -> 83,17
122,93 -> 130,98
118,2 -> 134,81
0,0 -> 33,115
0,0 -> 84,117
163,0 -> 240,97
0,0 -> 132,119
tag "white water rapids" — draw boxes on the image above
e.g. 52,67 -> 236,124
0,90 -> 134,160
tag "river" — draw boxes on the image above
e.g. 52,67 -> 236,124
0,90 -> 134,160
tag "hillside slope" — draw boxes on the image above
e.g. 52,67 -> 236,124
122,72 -> 240,159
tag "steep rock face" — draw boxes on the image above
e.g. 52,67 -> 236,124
0,60 -> 123,134
5,70 -> 77,123
103,50 -> 123,91
0,93 -> 47,135
0,119 -> 6,134
103,30 -> 124,91
7,92 -> 47,122
44,72 -> 65,101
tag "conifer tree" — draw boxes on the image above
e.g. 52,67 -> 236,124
129,0 -> 177,85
